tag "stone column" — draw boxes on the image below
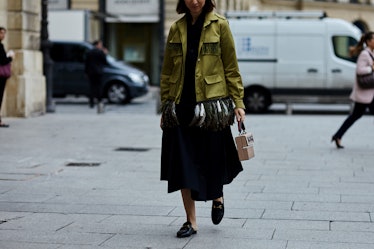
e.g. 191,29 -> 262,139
2,0 -> 46,117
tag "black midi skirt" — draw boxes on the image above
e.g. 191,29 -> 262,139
160,103 -> 243,201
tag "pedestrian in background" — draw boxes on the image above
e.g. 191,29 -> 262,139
160,0 -> 246,238
85,40 -> 108,113
0,27 -> 14,128
332,31 -> 374,148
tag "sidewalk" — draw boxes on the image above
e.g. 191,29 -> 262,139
1,93 -> 374,249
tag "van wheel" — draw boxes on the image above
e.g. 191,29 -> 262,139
244,89 -> 270,113
106,82 -> 130,104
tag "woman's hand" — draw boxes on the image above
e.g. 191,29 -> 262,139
234,108 -> 246,122
7,50 -> 15,59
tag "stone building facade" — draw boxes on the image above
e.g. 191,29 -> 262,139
1,0 -> 374,117
0,0 -> 46,118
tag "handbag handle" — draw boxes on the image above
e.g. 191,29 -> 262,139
237,121 -> 246,134
366,51 -> 374,64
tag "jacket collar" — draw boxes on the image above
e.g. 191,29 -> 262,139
176,11 -> 218,29
203,11 -> 218,28
172,11 -> 219,58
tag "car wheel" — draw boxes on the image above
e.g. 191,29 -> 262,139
106,82 -> 130,104
244,88 -> 270,113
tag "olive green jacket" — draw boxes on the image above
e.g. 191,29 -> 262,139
160,11 -> 245,109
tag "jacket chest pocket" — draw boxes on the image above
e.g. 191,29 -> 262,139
200,41 -> 223,76
167,42 -> 183,59
167,42 -> 183,97
201,39 -> 221,56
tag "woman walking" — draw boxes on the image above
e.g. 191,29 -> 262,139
0,27 -> 14,128
160,0 -> 246,238
332,31 -> 374,148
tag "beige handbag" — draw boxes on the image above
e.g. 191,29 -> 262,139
235,121 -> 254,161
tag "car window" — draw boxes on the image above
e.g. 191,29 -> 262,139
50,44 -> 65,62
50,43 -> 90,63
332,36 -> 358,63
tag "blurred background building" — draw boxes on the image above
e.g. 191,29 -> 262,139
0,0 -> 373,117
0,0 -> 46,118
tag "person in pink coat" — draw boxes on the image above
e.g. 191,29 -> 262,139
332,31 -> 374,148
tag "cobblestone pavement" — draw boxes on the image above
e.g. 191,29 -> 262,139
1,89 -> 374,249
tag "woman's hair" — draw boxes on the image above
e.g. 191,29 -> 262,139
92,40 -> 101,46
0,27 -> 6,32
176,0 -> 216,14
350,31 -> 374,57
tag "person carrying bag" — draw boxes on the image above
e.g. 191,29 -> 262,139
0,27 -> 14,128
356,50 -> 374,89
160,0 -> 246,238
331,31 -> 374,148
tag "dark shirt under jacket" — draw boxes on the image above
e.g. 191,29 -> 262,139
180,12 -> 205,106
177,12 -> 205,125
84,48 -> 107,76
0,43 -> 12,66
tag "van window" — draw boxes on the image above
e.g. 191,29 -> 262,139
332,36 -> 358,63
50,43 -> 89,63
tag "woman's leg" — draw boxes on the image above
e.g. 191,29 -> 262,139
181,189 -> 197,230
368,98 -> 374,115
0,78 -> 8,126
214,197 -> 223,202
333,102 -> 367,139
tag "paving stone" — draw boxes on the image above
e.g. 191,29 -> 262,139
330,221 -> 374,233
275,228 -> 374,244
0,95 -> 373,248
185,237 -> 287,249
0,241 -> 61,249
0,230 -> 112,246
287,241 -> 374,249
293,201 -> 374,212
247,193 -> 341,202
243,218 -> 329,230
341,194 -> 374,204
99,233 -> 190,249
263,209 -> 370,222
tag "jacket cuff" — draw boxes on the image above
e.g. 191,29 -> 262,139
234,100 -> 245,109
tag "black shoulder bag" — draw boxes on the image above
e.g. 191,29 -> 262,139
357,51 -> 374,89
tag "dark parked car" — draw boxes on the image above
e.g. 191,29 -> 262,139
50,40 -> 149,104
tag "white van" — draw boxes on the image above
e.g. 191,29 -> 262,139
226,11 -> 362,112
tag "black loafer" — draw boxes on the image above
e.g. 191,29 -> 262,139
211,200 -> 224,225
176,221 -> 197,238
